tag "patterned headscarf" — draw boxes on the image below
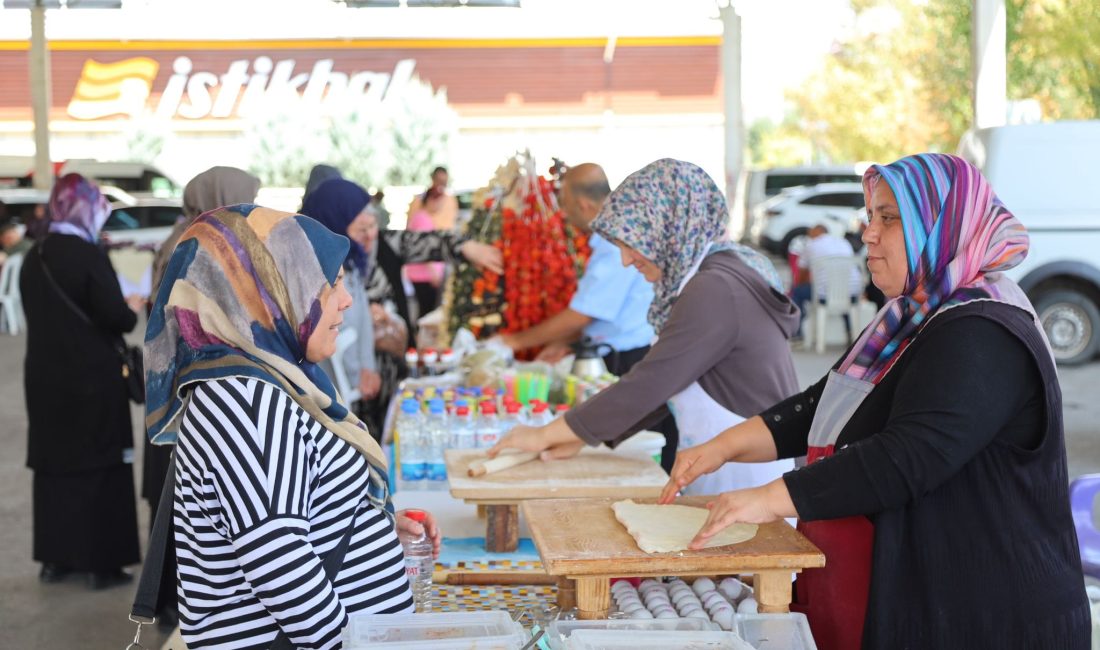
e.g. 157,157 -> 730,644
838,153 -> 1040,383
48,173 -> 110,243
592,158 -> 783,332
300,178 -> 371,274
144,204 -> 391,511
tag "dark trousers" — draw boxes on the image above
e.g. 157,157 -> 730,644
412,282 -> 439,318
605,345 -> 680,474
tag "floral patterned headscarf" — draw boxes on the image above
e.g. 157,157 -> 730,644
48,173 -> 111,243
144,204 -> 391,511
591,158 -> 783,332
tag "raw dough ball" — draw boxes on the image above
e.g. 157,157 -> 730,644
639,579 -> 661,590
702,592 -> 726,608
691,577 -> 715,596
612,581 -> 637,594
624,603 -> 648,616
650,603 -> 677,617
685,609 -> 711,621
713,608 -> 736,631
655,609 -> 679,619
737,597 -> 759,614
718,578 -> 745,602
629,608 -> 654,619
708,601 -> 735,616
672,590 -> 699,606
680,603 -> 706,617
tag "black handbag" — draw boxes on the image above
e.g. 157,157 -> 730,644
37,241 -> 146,404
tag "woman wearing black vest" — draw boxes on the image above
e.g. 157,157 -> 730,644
662,154 -> 1089,650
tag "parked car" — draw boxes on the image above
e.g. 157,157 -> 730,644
102,194 -> 182,250
735,165 -> 865,242
0,187 -> 49,226
958,120 -> 1100,365
59,160 -> 181,199
750,182 -> 867,255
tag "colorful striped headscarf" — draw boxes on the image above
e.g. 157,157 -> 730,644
838,153 -> 1040,383
48,173 -> 111,243
592,158 -> 783,332
144,204 -> 391,511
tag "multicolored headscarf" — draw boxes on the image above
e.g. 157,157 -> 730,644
144,204 -> 391,511
838,153 -> 1040,383
592,158 -> 783,332
300,178 -> 371,274
48,173 -> 110,243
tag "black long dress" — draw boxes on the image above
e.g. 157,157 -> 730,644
20,233 -> 141,572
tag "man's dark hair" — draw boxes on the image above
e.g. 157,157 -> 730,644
573,178 -> 611,202
431,166 -> 448,177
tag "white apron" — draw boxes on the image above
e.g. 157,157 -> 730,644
664,244 -> 795,496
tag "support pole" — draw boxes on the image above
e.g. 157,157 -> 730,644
971,0 -> 1006,129
30,0 -> 53,190
719,3 -> 744,235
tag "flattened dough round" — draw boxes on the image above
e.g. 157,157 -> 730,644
611,499 -> 758,553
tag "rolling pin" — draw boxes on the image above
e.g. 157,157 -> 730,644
467,451 -> 540,477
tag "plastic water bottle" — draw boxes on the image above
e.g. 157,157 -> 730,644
405,348 -> 420,379
421,348 -> 439,377
529,400 -> 552,426
399,509 -> 434,612
477,401 -> 501,448
424,398 -> 448,482
397,399 -> 425,486
501,402 -> 522,436
451,402 -> 476,449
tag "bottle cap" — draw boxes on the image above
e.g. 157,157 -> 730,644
405,348 -> 419,361
404,509 -> 428,523
480,401 -> 497,415
555,404 -> 570,413
456,405 -> 470,416
506,403 -> 521,414
401,399 -> 420,414
428,398 -> 445,414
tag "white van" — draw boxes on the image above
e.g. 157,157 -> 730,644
734,165 -> 865,242
958,121 -> 1100,365
58,160 -> 181,198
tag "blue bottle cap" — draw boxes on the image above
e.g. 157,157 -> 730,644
428,398 -> 446,414
401,399 -> 420,414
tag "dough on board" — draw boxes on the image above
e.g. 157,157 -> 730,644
612,499 -> 758,553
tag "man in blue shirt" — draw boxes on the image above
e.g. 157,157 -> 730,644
499,163 -> 678,469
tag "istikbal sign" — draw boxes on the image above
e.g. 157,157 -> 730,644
67,56 -> 417,121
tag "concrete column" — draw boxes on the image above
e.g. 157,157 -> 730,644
971,0 -> 1006,129
719,4 -> 743,213
30,0 -> 53,190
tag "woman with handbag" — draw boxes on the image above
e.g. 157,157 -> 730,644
19,173 -> 145,590
302,178 -> 502,438
145,204 -> 442,649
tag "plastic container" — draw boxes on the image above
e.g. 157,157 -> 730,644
500,402 -> 522,436
421,348 -> 439,376
405,348 -> 420,379
397,509 -> 434,613
343,611 -> 527,649
735,612 -> 817,650
396,399 -> 425,485
548,617 -> 718,650
477,401 -> 501,448
568,629 -> 752,650
451,403 -> 476,450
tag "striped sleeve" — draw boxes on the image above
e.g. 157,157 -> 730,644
182,378 -> 348,650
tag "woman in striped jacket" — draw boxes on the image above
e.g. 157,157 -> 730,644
144,204 -> 440,649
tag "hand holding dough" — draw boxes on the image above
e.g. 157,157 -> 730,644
612,499 -> 758,553
467,450 -> 540,477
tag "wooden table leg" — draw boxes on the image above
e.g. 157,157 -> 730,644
754,570 -> 793,613
484,504 -> 519,553
556,577 -> 576,611
575,577 -> 610,620
476,504 -> 488,519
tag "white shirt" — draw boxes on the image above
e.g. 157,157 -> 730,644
798,234 -> 862,298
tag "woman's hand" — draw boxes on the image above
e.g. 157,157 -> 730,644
487,417 -> 585,461
659,439 -> 730,504
688,480 -> 796,550
396,509 -> 442,559
358,369 -> 382,400
460,241 -> 504,275
535,342 -> 573,364
125,294 -> 147,314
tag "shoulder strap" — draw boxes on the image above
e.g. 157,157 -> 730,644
37,239 -> 96,328
132,453 -> 362,645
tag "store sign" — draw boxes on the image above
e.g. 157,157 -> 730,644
66,55 -> 418,121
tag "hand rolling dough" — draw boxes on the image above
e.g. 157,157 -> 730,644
612,499 -> 758,553
466,450 -> 539,477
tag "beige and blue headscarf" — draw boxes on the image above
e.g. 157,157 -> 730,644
144,204 -> 391,510
592,158 -> 783,332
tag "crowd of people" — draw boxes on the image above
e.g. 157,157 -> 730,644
7,152 -> 1091,649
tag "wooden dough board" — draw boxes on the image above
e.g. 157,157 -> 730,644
522,496 -> 825,577
445,448 -> 668,501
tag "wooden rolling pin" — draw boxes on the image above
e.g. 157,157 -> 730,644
467,451 -> 540,477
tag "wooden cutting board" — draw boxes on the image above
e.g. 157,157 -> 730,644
522,496 -> 825,577
445,448 -> 668,501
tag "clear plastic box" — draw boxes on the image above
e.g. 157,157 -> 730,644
735,612 -> 817,650
547,617 -> 718,649
342,611 -> 528,649
568,629 -> 754,649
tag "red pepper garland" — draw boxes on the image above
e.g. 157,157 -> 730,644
443,158 -> 590,357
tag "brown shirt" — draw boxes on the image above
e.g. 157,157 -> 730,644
565,250 -> 801,446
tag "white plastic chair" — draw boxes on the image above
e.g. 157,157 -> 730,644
0,253 -> 25,335
804,255 -> 861,354
330,326 -> 361,404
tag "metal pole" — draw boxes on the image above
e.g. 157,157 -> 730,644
971,0 -> 1006,129
30,0 -> 53,190
719,3 -> 743,236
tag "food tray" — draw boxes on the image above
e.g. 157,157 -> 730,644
342,611 -> 527,649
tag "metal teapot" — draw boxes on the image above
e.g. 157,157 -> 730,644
570,337 -> 616,379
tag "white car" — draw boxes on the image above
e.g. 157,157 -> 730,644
751,182 -> 867,255
102,187 -> 182,250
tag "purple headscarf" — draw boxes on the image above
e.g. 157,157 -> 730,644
48,173 -> 110,243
